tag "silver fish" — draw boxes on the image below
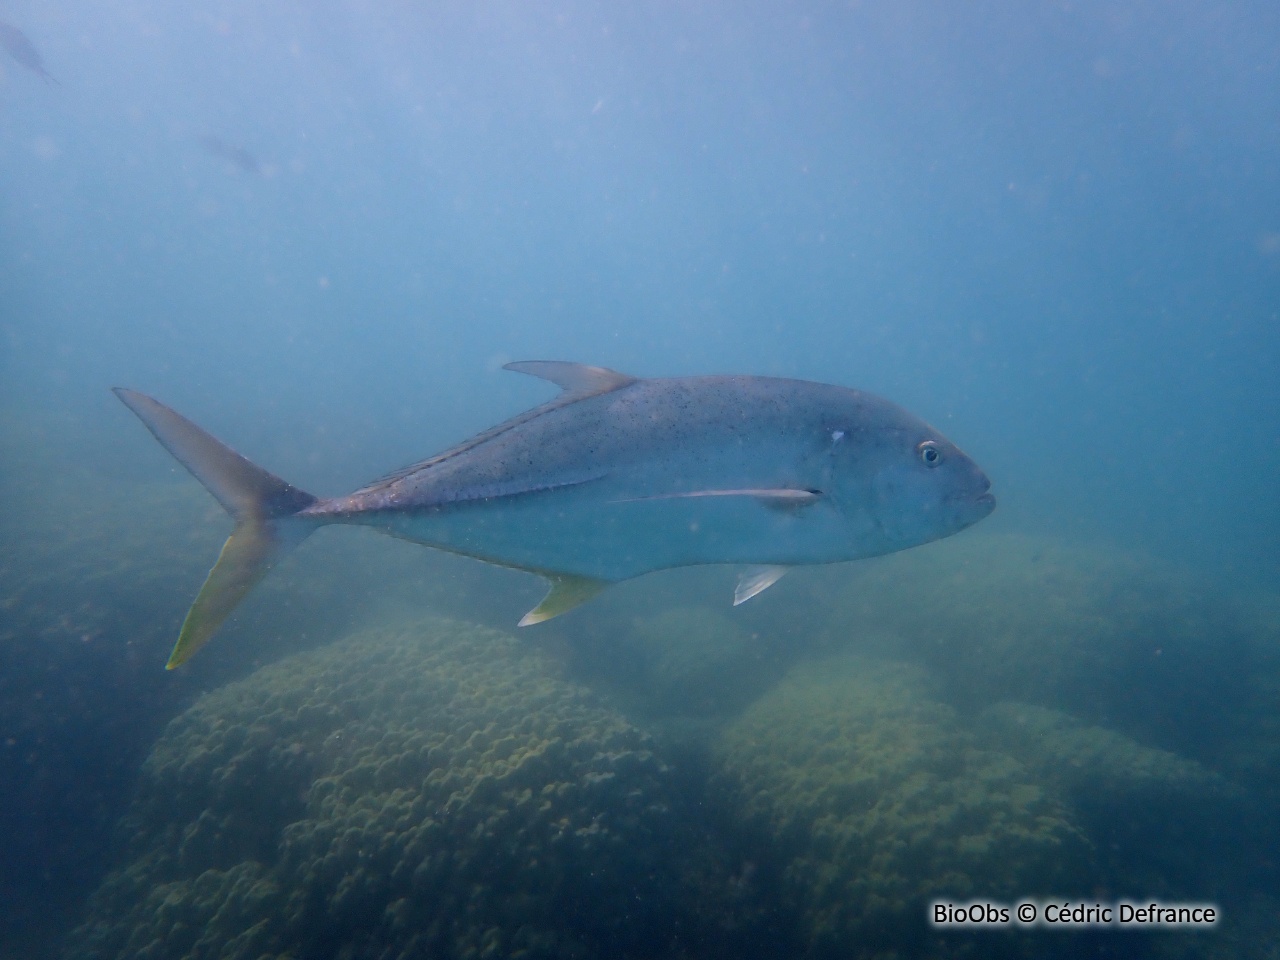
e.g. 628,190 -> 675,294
114,362 -> 995,668
198,135 -> 262,176
0,21 -> 58,86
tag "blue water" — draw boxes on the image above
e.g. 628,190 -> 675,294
2,2 -> 1278,958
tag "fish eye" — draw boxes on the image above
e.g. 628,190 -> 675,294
918,441 -> 941,467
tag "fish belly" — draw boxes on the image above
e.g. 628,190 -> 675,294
364,489 -> 858,581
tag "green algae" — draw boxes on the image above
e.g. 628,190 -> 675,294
977,702 -> 1240,809
11,415 -> 1280,960
812,532 -> 1266,770
714,653 -> 1092,958
596,605 -> 782,718
65,617 -> 747,960
977,702 -> 1254,898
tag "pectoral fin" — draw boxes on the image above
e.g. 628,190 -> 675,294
613,488 -> 821,505
518,574 -> 610,626
734,565 -> 788,606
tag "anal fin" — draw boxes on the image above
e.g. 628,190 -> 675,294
518,574 -> 609,626
734,565 -> 788,606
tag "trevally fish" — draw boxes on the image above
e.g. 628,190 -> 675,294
114,362 -> 995,668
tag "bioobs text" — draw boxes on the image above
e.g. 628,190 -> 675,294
932,900 -> 1219,928
933,903 -> 1009,925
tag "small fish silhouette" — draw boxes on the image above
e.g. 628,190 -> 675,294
0,20 -> 58,85
198,135 -> 262,175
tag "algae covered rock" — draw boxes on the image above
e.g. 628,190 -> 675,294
604,605 -> 779,717
816,533 -> 1255,759
66,617 -> 716,960
714,653 -> 1091,958
977,702 -> 1241,812
978,702 -> 1252,896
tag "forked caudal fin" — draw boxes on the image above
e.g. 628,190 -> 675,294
113,388 -> 319,669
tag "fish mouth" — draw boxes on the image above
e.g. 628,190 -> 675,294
945,484 -> 995,511
970,472 -> 995,513
971,491 -> 997,518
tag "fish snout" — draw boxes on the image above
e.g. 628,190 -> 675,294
946,464 -> 995,526
967,471 -> 996,519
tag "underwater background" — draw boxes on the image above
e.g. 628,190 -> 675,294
1,1 -> 1277,958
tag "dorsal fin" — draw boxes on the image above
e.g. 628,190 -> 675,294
503,361 -> 635,396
